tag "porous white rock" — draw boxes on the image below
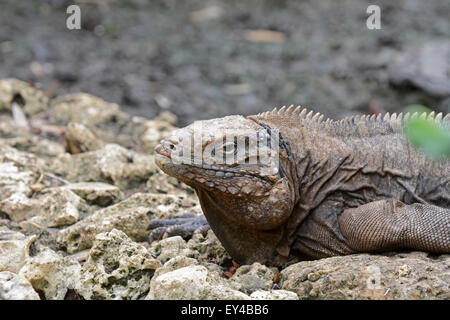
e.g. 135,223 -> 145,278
19,247 -> 81,300
77,229 -> 161,300
0,271 -> 40,300
0,228 -> 37,273
147,265 -> 250,300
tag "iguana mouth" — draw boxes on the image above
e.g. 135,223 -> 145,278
155,151 -> 275,186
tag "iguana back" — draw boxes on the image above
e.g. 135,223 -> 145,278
154,105 -> 450,266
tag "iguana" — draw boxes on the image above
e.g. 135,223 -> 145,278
150,105 -> 450,266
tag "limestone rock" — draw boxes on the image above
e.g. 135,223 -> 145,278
280,252 -> 450,300
0,121 -> 65,158
0,79 -> 49,115
149,236 -> 195,264
50,144 -> 158,189
110,114 -> 177,153
57,192 -> 201,253
78,229 -> 161,300
64,122 -> 104,154
147,265 -> 249,300
187,230 -> 231,265
0,271 -> 40,300
0,228 -> 37,273
0,144 -> 44,201
19,247 -> 81,300
146,166 -> 195,197
250,289 -> 298,300
50,93 -> 129,126
64,182 -> 122,206
29,138 -> 66,158
139,118 -> 177,153
2,187 -> 91,227
35,188 -> 92,227
0,192 -> 36,222
230,262 -> 277,295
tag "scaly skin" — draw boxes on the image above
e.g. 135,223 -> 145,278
153,105 -> 450,266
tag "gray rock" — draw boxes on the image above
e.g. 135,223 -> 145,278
19,247 -> 81,300
0,271 -> 40,300
2,187 -> 91,227
50,143 -> 158,189
230,262 -> 278,294
64,122 -> 104,154
35,188 -> 92,227
78,229 -> 161,300
149,236 -> 195,264
147,265 -> 249,300
0,192 -> 35,222
0,228 -> 37,273
280,252 -> 450,300
187,230 -> 231,265
250,289 -> 298,300
0,79 -> 49,115
0,144 -> 45,201
50,93 -> 129,126
64,182 -> 122,206
57,192 -> 201,253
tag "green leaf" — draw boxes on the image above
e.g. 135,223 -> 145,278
403,105 -> 450,158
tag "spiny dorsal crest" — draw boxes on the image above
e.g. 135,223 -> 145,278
253,105 -> 325,130
253,106 -> 450,138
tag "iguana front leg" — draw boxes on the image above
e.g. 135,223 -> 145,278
339,199 -> 450,253
147,214 -> 210,243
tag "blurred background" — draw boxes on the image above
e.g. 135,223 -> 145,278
0,0 -> 449,126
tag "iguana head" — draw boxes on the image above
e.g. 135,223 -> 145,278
155,115 -> 296,229
155,115 -> 297,264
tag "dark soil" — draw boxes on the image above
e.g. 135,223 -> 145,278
1,0 -> 449,126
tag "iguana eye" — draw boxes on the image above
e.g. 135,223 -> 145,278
222,142 -> 236,155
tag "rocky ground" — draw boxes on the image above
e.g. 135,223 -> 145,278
0,78 -> 448,300
1,0 -> 450,126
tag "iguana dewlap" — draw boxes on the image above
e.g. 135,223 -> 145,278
153,106 -> 450,266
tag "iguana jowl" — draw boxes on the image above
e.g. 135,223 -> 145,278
152,105 -> 450,266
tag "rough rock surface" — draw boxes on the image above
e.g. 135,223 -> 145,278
34,188 -> 91,227
57,193 -> 201,254
50,144 -> 157,189
280,252 -> 450,300
149,236 -> 195,264
229,263 -> 278,295
187,230 -> 232,265
0,80 -> 447,300
19,247 -> 81,300
50,93 -> 129,127
2,187 -> 91,228
64,182 -> 122,207
0,79 -> 49,115
0,271 -> 40,300
78,229 -> 161,300
0,144 -> 45,201
147,265 -> 249,300
0,227 -> 37,273
64,122 -> 104,154
250,289 -> 298,300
